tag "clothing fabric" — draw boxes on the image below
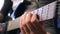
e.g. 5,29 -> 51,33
1,0 -> 13,16
11,0 -> 23,20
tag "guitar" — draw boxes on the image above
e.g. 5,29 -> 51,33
7,1 -> 57,31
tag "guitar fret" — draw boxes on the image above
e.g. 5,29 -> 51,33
31,1 -> 57,21
46,5 -> 50,20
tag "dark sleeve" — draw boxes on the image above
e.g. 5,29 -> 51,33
14,2 -> 27,18
14,1 -> 31,18
1,0 -> 13,16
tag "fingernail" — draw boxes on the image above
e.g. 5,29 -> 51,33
27,12 -> 32,16
26,13 -> 29,17
24,12 -> 28,15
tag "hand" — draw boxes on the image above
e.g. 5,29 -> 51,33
0,26 -> 3,32
20,12 -> 46,34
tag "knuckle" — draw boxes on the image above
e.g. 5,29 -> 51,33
25,19 -> 31,23
20,24 -> 26,28
31,18 -> 36,23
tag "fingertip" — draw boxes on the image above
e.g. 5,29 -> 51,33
31,14 -> 40,23
25,12 -> 32,23
23,12 -> 28,16
26,12 -> 32,17
26,12 -> 32,19
31,14 -> 37,20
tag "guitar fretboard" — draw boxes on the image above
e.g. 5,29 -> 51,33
7,1 -> 57,31
31,1 -> 57,21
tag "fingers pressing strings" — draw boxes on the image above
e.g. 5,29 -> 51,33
25,12 -> 33,32
31,14 -> 41,33
20,12 -> 28,34
20,12 -> 44,34
25,12 -> 40,33
20,12 -> 28,27
20,12 -> 32,34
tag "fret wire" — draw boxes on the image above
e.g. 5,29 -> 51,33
37,8 -> 40,21
46,5 -> 50,20
37,9 -> 38,15
41,7 -> 44,21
